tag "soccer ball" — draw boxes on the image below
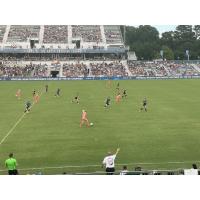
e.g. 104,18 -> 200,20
90,123 -> 94,126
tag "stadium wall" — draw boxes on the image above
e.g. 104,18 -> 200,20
1,76 -> 200,81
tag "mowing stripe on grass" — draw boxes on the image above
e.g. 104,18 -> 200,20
0,90 -> 44,146
0,160 -> 199,172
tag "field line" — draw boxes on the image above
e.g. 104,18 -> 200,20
0,160 -> 199,172
0,113 -> 26,145
0,90 -> 44,146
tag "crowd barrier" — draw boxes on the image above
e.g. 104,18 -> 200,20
1,75 -> 200,81
0,48 -> 126,54
1,169 -> 198,175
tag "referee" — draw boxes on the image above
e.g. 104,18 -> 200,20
5,153 -> 18,175
102,148 -> 120,175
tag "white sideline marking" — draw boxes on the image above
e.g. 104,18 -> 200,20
0,112 -> 26,145
0,91 -> 43,145
0,160 -> 199,172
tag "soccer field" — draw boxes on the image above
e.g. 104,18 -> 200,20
0,79 -> 200,174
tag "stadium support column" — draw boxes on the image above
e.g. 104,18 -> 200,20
124,25 -> 126,45
59,65 -> 63,77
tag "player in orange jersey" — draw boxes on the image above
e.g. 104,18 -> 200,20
80,110 -> 90,128
15,89 -> 21,100
34,93 -> 40,104
115,93 -> 121,103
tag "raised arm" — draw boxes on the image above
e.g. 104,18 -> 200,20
115,148 -> 120,156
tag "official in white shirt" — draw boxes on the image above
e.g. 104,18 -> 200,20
102,148 -> 120,175
120,165 -> 128,175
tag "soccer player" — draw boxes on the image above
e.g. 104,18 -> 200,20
115,93 -> 121,103
116,82 -> 120,91
122,89 -> 127,98
15,89 -> 21,100
32,89 -> 36,97
55,88 -> 61,97
5,153 -> 18,175
45,84 -> 48,93
140,97 -> 147,112
102,148 -> 120,175
34,93 -> 40,103
80,110 -> 90,128
24,101 -> 31,113
104,96 -> 111,108
72,93 -> 80,104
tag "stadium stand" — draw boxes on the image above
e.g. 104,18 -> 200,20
0,25 -> 124,49
127,61 -> 200,77
63,62 -> 88,77
90,61 -> 128,77
32,63 -> 49,77
0,25 -> 6,43
72,25 -> 102,43
1,60 -> 200,78
1,25 -> 200,78
165,61 -> 200,76
43,25 -> 68,44
0,62 -> 34,77
104,25 -> 123,44
127,61 -> 169,76
7,25 -> 40,43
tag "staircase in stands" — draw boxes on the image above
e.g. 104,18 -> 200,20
68,25 -> 72,44
39,25 -> 44,44
122,60 -> 132,76
100,25 -> 107,45
3,25 -> 10,43
191,64 -> 200,73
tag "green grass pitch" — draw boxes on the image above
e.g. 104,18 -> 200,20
0,79 -> 200,174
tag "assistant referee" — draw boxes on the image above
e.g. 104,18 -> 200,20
5,153 -> 18,175
102,148 -> 120,175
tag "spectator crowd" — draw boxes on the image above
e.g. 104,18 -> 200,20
0,62 -> 48,77
72,25 -> 102,43
0,25 -> 6,43
90,61 -> 128,77
7,25 -> 40,43
63,62 -> 88,77
104,25 -> 123,44
1,59 -> 200,78
127,61 -> 200,77
43,26 -> 68,44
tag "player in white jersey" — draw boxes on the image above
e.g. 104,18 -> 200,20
102,148 -> 120,175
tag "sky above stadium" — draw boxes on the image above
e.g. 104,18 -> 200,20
153,25 -> 177,34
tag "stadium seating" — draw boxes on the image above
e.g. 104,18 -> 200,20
63,62 -> 88,77
72,25 -> 102,43
127,61 -> 200,77
7,25 -> 40,43
0,25 -> 124,47
90,61 -> 128,77
33,63 -> 49,77
104,25 -> 123,44
1,60 -> 200,78
43,26 -> 68,44
165,62 -> 200,76
0,63 -> 34,77
0,25 -> 6,43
